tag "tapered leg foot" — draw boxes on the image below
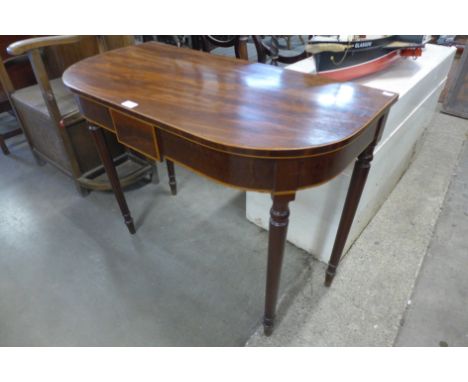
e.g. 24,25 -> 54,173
263,193 -> 295,336
324,265 -> 336,287
263,317 -> 275,336
166,160 -> 177,195
124,215 -> 136,234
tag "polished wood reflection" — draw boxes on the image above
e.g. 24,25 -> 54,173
64,42 -> 397,336
64,42 -> 395,159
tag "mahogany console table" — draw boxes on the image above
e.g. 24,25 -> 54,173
63,42 -> 397,336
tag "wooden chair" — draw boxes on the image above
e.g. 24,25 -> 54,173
196,36 -> 250,61
252,36 -> 307,66
190,36 -> 307,66
280,35 -> 306,50
0,35 -> 37,155
1,35 -> 155,195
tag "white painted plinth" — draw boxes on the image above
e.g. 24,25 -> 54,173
246,44 -> 456,263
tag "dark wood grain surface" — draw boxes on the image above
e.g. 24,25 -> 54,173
63,42 -> 397,159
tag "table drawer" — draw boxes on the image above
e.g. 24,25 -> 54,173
77,96 -> 114,131
110,109 -> 160,160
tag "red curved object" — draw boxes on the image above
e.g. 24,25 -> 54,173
401,47 -> 422,57
318,50 -> 401,81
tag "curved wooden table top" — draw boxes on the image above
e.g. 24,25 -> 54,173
63,42 -> 399,336
63,42 -> 398,159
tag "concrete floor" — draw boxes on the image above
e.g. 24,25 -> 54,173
0,113 -> 310,346
395,136 -> 468,347
1,103 -> 467,346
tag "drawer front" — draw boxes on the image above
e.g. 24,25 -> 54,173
110,109 -> 160,160
77,96 -> 114,131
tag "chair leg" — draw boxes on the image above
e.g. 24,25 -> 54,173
150,163 -> 160,184
33,151 -> 47,166
0,128 -> 22,155
166,160 -> 177,195
74,181 -> 90,197
0,135 -> 9,155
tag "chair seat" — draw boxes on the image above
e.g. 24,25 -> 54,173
9,74 -> 128,179
11,77 -> 78,118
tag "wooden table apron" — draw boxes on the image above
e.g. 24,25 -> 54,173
63,42 -> 397,336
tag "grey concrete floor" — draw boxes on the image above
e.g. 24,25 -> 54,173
0,112 -> 310,346
395,136 -> 468,347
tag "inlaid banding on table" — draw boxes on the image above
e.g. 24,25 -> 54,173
110,109 -> 160,161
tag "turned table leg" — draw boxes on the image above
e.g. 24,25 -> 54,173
263,193 -> 295,336
325,140 -> 377,287
166,160 -> 177,195
89,125 -> 136,234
